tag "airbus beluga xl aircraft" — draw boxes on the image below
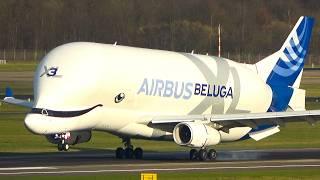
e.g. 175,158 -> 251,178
3,16 -> 320,161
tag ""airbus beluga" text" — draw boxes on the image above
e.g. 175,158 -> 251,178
137,78 -> 233,100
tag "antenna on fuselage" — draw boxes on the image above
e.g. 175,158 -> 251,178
191,50 -> 194,54
113,41 -> 117,46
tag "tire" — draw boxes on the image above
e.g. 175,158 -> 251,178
63,144 -> 69,151
198,149 -> 207,161
134,147 -> 143,159
189,149 -> 197,160
207,149 -> 217,160
57,143 -> 63,151
115,147 -> 124,159
125,148 -> 134,159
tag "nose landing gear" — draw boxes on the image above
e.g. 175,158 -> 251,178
55,132 -> 71,151
115,138 -> 143,159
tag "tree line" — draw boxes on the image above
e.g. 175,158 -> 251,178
0,0 -> 319,59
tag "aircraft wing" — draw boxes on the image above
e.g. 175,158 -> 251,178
151,110 -> 320,129
2,87 -> 33,108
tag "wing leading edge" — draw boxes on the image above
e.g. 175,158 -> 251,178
151,110 -> 320,129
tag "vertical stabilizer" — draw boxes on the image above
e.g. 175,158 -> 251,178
255,16 -> 314,111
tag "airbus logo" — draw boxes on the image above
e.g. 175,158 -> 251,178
40,66 -> 62,77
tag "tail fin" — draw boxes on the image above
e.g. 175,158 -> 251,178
255,16 -> 314,112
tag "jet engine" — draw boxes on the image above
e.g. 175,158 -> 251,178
45,130 -> 91,145
173,122 -> 221,148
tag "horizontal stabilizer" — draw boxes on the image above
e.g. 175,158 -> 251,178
288,88 -> 306,111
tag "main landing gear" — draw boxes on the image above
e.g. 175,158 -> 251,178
115,138 -> 143,159
189,148 -> 217,161
56,133 -> 70,151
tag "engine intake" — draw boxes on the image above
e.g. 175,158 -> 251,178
173,122 -> 221,148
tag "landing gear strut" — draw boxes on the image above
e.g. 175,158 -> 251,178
115,138 -> 143,159
56,133 -> 70,151
189,148 -> 217,161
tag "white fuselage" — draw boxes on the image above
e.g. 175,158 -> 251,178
25,42 -> 273,142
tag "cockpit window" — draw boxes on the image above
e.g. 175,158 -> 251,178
30,104 -> 102,118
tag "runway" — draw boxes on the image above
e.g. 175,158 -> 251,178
1,148 -> 320,175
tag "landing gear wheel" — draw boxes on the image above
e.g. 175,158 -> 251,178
116,138 -> 144,160
57,143 -> 63,151
189,149 -> 198,160
57,143 -> 69,151
115,147 -> 124,159
207,149 -> 217,160
63,144 -> 70,151
198,149 -> 207,161
56,133 -> 71,152
125,148 -> 134,159
134,147 -> 143,159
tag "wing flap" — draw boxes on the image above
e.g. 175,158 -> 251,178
249,125 -> 280,141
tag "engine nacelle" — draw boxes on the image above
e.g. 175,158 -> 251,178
45,130 -> 91,145
173,122 -> 221,148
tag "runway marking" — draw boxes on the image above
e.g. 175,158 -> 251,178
1,164 -> 320,175
71,159 -> 320,168
0,167 -> 56,171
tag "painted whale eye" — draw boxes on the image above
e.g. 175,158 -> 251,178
115,93 -> 125,103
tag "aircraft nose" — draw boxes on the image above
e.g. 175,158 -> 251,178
24,105 -> 103,135
24,114 -> 46,134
